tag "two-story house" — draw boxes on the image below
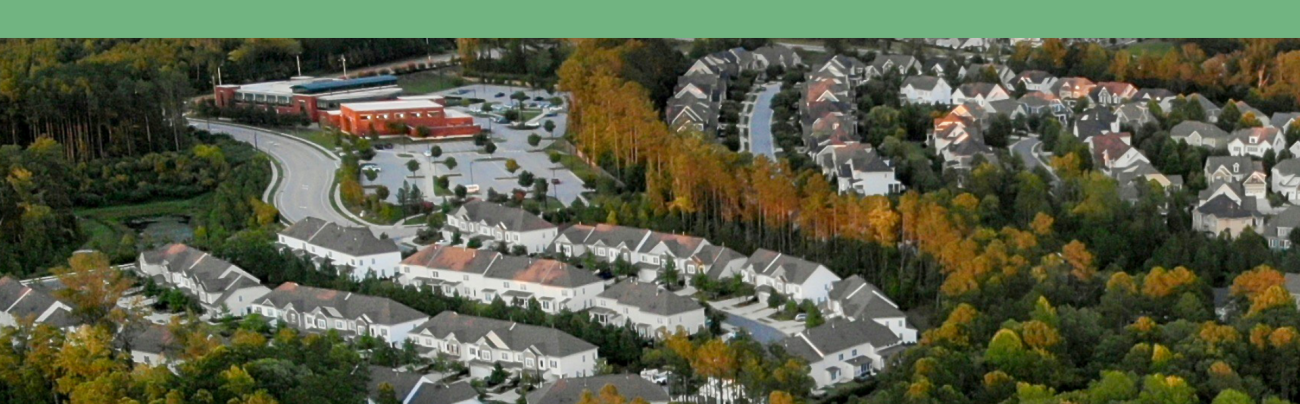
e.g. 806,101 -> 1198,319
1194,181 -> 1267,238
398,245 -> 604,313
1170,120 -> 1230,149
408,311 -> 598,381
950,82 -> 1010,107
814,142 -> 903,196
1273,158 -> 1300,204
686,245 -> 748,281
1053,77 -> 1096,105
1264,206 -> 1300,250
443,200 -> 558,254
823,275 -> 917,343
137,244 -> 271,317
899,76 -> 952,105
777,318 -> 905,388
278,217 -> 402,279
1013,70 -> 1058,94
1228,127 -> 1285,158
740,249 -> 841,303
249,282 -> 428,346
1088,82 -> 1138,107
552,224 -> 709,282
0,276 -> 79,331
590,281 -> 706,338
1204,156 -> 1267,199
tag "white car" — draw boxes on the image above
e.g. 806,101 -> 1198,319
360,164 -> 382,173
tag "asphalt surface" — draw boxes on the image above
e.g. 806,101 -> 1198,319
1010,137 -> 1058,182
192,120 -> 349,226
748,83 -> 780,160
723,313 -> 787,343
190,119 -> 421,241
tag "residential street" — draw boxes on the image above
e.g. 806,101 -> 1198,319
190,119 -> 421,241
748,83 -> 780,160
1010,136 -> 1058,182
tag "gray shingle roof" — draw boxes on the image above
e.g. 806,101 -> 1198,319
778,318 -> 900,363
415,311 -> 596,357
1275,158 -> 1300,176
527,375 -> 668,404
455,200 -> 556,232
1270,112 -> 1300,130
279,217 -> 399,256
1170,120 -> 1229,141
902,76 -> 944,92
140,244 -> 265,305
0,276 -> 79,329
403,245 -> 602,288
827,276 -> 905,321
409,380 -> 479,404
260,283 -> 427,325
598,281 -> 702,316
1197,194 -> 1262,219
367,366 -> 425,403
744,249 -> 827,284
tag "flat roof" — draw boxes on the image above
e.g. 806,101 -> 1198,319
343,99 -> 441,112
292,75 -> 397,94
317,87 -> 403,102
236,76 -> 328,96
444,108 -> 472,118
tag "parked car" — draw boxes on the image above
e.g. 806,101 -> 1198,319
360,164 -> 381,172
494,92 -> 505,98
794,313 -> 808,322
551,178 -> 561,185
465,184 -> 481,193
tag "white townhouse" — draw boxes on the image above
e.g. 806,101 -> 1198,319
444,200 -> 558,254
137,244 -> 270,317
590,281 -> 706,338
0,276 -> 79,331
397,245 -> 604,313
740,249 -> 841,303
1013,70 -> 1058,94
249,282 -> 429,346
777,318 -> 905,388
869,54 -> 921,77
408,311 -> 598,381
552,224 -> 710,283
277,217 -> 402,279
685,245 -> 748,282
823,276 -> 917,343
899,76 -> 952,105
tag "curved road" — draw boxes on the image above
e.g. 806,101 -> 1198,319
190,119 -> 421,240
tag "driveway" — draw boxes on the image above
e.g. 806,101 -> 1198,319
710,297 -> 795,343
747,83 -> 780,160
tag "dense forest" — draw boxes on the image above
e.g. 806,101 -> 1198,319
557,39 -> 1300,403
0,39 -> 452,161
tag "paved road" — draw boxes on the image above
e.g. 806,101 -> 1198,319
723,313 -> 787,343
748,83 -> 780,160
192,120 -> 348,225
1010,137 -> 1058,182
190,120 -> 421,241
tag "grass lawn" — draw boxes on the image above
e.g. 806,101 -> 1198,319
75,196 -> 207,221
402,214 -> 428,225
283,128 -> 341,152
397,71 -> 465,95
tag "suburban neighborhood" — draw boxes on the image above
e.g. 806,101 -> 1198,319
6,37 -> 1300,404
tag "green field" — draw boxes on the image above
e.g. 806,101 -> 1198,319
398,71 -> 466,95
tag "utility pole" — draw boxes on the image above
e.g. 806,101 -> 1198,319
341,55 -> 348,79
216,65 -> 223,86
295,54 -> 303,76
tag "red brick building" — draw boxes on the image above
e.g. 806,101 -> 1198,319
213,75 -> 402,122
326,98 -> 480,138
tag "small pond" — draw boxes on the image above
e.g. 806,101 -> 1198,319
123,215 -> 194,244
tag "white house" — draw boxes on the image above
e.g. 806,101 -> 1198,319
1204,156 -> 1267,199
249,282 -> 429,346
527,375 -> 670,404
590,281 -> 706,338
1086,132 -> 1149,177
137,244 -> 270,317
951,83 -> 1010,107
1274,158 -> 1300,204
1228,127 -> 1286,158
777,318 -> 905,388
1013,70 -> 1058,94
1170,120 -> 1230,149
824,275 -> 917,343
899,76 -> 952,105
869,54 -> 921,77
278,217 -> 402,279
551,224 -> 710,282
959,63 -> 1016,87
443,200 -> 559,254
408,311 -> 598,381
740,249 -> 841,303
813,142 -> 903,195
1088,82 -> 1138,107
1264,206 -> 1300,250
0,276 -> 79,331
686,245 -> 748,281
398,245 -> 604,313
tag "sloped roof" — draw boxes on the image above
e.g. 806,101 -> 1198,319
744,249 -> 828,284
778,318 -> 900,363
1015,70 -> 1055,84
1170,120 -> 1229,140
260,283 -> 427,325
367,366 -> 425,403
140,244 -> 264,301
902,76 -> 945,91
828,275 -> 905,321
527,375 -> 668,404
0,276 -> 78,329
455,200 -> 556,232
279,217 -> 398,256
1270,112 -> 1300,130
409,380 -> 479,404
403,245 -> 601,288
1274,158 -> 1300,177
637,232 -> 708,257
598,281 -> 702,316
955,82 -> 1004,98
1197,193 -> 1262,219
414,311 -> 595,357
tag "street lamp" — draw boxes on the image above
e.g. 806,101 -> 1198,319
341,55 -> 349,79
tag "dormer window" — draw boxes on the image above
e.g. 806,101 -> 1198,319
1234,163 -> 1240,173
